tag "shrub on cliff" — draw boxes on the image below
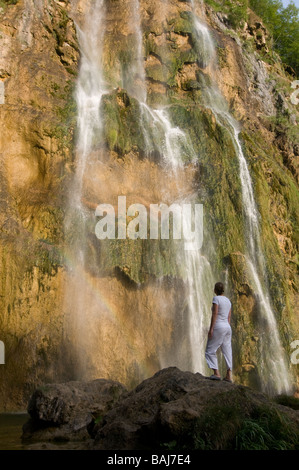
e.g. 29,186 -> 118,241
205,0 -> 299,75
249,0 -> 299,75
0,0 -> 18,8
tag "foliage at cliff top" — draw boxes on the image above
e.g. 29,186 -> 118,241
205,0 -> 299,76
249,0 -> 299,76
0,0 -> 18,8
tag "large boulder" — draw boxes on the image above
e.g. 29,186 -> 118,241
91,367 -> 299,450
22,367 -> 299,450
22,379 -> 127,443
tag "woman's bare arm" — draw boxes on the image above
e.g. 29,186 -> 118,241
228,308 -> 231,324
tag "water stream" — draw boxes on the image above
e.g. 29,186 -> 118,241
128,2 -> 216,374
74,0 -> 107,206
65,0 -> 216,378
140,99 -> 216,373
191,0 -> 292,394
64,0 -> 292,392
63,0 -> 108,379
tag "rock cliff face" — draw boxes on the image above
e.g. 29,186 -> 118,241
0,0 -> 79,409
0,0 -> 298,409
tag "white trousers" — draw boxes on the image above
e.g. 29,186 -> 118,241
205,323 -> 232,371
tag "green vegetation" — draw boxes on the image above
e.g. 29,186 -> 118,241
249,0 -> 299,75
274,394 -> 299,410
241,122 -> 299,344
205,0 -> 249,28
93,415 -> 103,425
0,0 -> 18,11
101,90 -> 146,155
169,103 -> 245,267
235,406 -> 299,450
0,0 -> 18,5
161,396 -> 299,450
47,80 -> 77,150
204,0 -> 299,75
267,113 -> 299,142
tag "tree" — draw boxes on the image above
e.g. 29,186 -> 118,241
249,0 -> 299,76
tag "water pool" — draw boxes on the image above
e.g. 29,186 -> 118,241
0,413 -> 29,450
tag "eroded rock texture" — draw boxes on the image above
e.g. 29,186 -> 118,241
22,368 -> 299,450
0,0 -> 298,409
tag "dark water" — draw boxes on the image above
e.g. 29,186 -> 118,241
0,413 -> 28,450
0,414 -> 92,450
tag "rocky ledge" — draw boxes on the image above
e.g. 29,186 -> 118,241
22,367 -> 299,450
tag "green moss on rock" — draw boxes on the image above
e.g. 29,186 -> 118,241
101,90 -> 146,155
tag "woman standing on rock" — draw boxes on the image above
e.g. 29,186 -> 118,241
205,282 -> 233,382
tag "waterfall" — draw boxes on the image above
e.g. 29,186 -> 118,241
140,104 -> 196,168
138,103 -> 216,373
204,87 -> 263,271
191,0 -> 292,394
122,0 -> 147,103
74,0 -> 107,207
63,0 -> 108,379
69,0 -> 215,376
63,0 -> 292,391
127,3 -> 215,375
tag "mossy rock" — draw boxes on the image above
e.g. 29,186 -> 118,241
144,34 -> 198,87
168,11 -> 195,35
101,90 -> 146,155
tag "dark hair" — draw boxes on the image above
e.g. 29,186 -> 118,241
214,282 -> 224,296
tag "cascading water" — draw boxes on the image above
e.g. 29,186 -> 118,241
203,87 -> 264,271
142,104 -> 216,372
74,0 -> 107,205
64,0 -> 292,391
63,0 -> 108,379
191,0 -> 292,394
127,2 -> 216,374
122,0 -> 147,103
65,0 -> 216,378
140,104 -> 196,168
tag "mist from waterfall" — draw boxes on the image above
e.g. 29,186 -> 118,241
140,101 -> 216,373
122,0 -> 147,103
63,0 -> 293,391
191,0 -> 292,394
65,0 -> 216,378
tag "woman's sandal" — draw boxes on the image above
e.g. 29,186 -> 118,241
209,375 -> 221,381
223,378 -> 233,383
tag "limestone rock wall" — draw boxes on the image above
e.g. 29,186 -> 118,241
0,0 -> 78,409
0,0 -> 298,409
